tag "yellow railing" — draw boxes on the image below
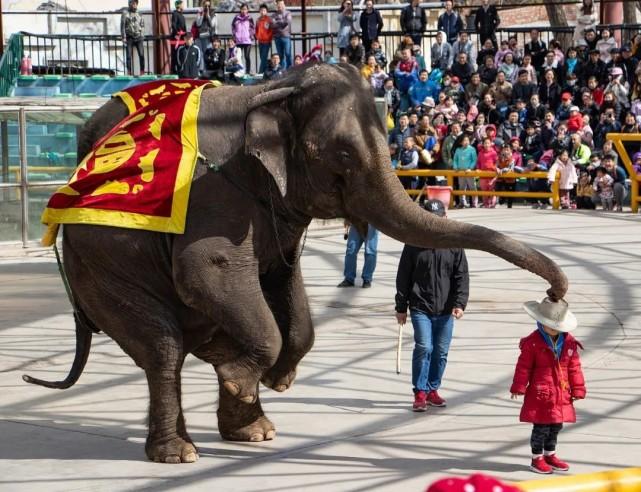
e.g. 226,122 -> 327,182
519,466 -> 641,491
395,170 -> 561,210
606,133 -> 641,213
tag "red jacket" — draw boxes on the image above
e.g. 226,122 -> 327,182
567,113 -> 584,133
510,329 -> 586,424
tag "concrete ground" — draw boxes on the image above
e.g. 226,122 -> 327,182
1,208 -> 640,492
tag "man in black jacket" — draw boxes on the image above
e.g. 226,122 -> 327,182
474,0 -> 500,49
359,0 -> 383,53
401,0 -> 427,45
176,33 -> 201,79
171,0 -> 187,74
395,199 -> 469,412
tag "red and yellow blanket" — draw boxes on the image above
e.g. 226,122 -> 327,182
42,79 -> 218,246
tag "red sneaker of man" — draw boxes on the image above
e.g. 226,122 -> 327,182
427,390 -> 446,407
544,453 -> 570,471
413,391 -> 428,412
530,455 -> 553,474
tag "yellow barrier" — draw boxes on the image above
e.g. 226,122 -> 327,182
519,466 -> 641,491
605,133 -> 641,214
395,169 -> 561,210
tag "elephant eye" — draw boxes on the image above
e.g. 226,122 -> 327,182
339,151 -> 351,161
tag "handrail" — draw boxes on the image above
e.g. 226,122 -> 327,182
605,133 -> 641,214
0,34 -> 23,97
395,169 -> 561,210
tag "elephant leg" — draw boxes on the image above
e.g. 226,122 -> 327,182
145,363 -> 199,463
216,375 -> 275,442
261,262 -> 315,392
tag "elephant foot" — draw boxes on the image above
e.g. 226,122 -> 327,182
220,415 -> 276,442
217,362 -> 260,403
146,436 -> 199,464
261,367 -> 297,392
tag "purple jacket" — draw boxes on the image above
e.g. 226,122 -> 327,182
232,14 -> 255,45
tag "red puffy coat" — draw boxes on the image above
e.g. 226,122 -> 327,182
510,329 -> 586,424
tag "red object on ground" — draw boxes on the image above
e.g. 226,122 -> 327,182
426,473 -> 523,492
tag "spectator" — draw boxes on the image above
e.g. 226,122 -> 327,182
517,54 -> 538,85
489,70 -> 513,117
452,32 -> 476,69
496,144 -> 516,208
436,94 -> 459,123
595,155 -> 627,211
176,32 -> 201,79
550,39 -> 565,67
452,134 -> 478,207
255,4 -> 273,74
561,72 -> 581,105
498,53 -> 517,83
567,105 -> 584,133
370,63 -> 388,93
556,93 -> 574,122
441,122 -> 462,169
592,166 -> 615,210
575,171 -> 595,209
548,149 -> 577,208
397,136 -> 420,190
465,72 -> 488,107
204,37 -> 225,81
409,69 -> 438,110
539,51 -> 560,81
368,39 -> 388,70
550,124 -> 571,157
494,39 -> 512,67
170,0 -> 187,74
479,55 -> 498,86
538,69 -> 562,111
601,91 -> 623,122
478,40 -> 497,69
451,52 -> 474,86
477,136 -> 498,207
524,29 -> 547,71
194,0 -> 217,71
574,0 -> 597,47
561,47 -> 582,84
596,28 -> 617,64
337,0 -> 358,57
541,110 -> 557,149
389,113 -> 411,149
525,155 -> 550,209
605,67 -> 630,109
231,4 -> 255,74
361,55 -> 378,81
412,45 -> 427,71
521,120 -> 544,161
359,0 -> 383,53
594,110 -> 621,150
513,69 -> 538,104
431,31 -> 453,71
570,132 -> 591,171
579,113 -> 594,148
501,110 -> 524,142
620,112 -> 641,158
508,36 -> 524,65
346,34 -> 365,67
395,199 -> 469,412
632,152 -> 641,175
580,90 -> 600,128
383,77 -> 401,116
394,48 -> 419,109
478,92 -> 501,125
631,33 -> 641,60
121,0 -> 145,76
583,49 -> 607,87
337,223 -> 379,288
437,0 -> 463,45
474,0 -> 500,49
400,0 -> 426,45
272,0 -> 292,68
224,38 -> 246,82
527,94 -> 546,122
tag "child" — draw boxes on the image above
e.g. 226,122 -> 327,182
511,297 -> 586,474
593,166 -> 614,210
547,149 -> 577,209
575,171 -> 595,209
452,135 -> 478,208
632,152 -> 641,175
398,137 -> 419,190
496,145 -> 516,208
526,156 -> 550,209
476,137 -> 498,208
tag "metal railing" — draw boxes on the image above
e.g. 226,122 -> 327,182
0,34 -> 24,97
607,133 -> 641,214
395,169 -> 561,210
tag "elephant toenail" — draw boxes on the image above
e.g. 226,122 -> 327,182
240,394 -> 256,404
249,433 -> 264,442
265,430 -> 276,440
184,452 -> 198,463
223,381 -> 240,396
274,384 -> 288,392
165,455 -> 181,464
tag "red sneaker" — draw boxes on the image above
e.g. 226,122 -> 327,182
530,456 -> 553,474
413,391 -> 427,412
427,390 -> 446,407
545,453 -> 570,471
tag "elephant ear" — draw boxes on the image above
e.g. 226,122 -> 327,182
245,88 -> 296,197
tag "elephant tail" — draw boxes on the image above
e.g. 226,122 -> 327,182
22,309 -> 96,390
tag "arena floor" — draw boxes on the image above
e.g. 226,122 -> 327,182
1,207 -> 640,491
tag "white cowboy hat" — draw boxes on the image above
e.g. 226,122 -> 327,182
522,297 -> 577,332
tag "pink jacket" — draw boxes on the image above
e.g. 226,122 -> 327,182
548,158 -> 577,190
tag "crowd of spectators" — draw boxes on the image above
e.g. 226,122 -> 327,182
166,0 -> 641,211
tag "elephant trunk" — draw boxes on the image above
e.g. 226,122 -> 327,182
346,168 -> 568,301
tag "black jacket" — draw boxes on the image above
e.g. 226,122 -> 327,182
474,5 -> 500,35
177,44 -> 201,79
359,9 -> 384,43
171,10 -> 186,38
395,246 -> 469,316
401,5 -> 427,35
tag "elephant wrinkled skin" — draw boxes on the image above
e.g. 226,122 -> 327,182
25,63 -> 567,463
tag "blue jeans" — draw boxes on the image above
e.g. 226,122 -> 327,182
258,43 -> 271,74
274,36 -> 292,69
343,225 -> 378,283
410,311 -> 454,392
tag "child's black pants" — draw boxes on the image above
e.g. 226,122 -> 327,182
531,423 -> 563,454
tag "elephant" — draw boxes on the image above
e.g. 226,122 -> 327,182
24,63 -> 567,463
